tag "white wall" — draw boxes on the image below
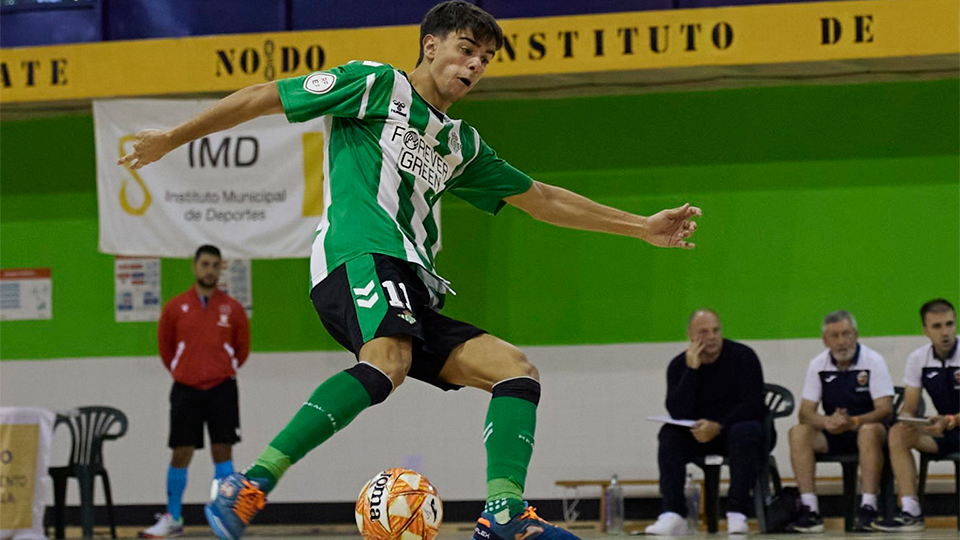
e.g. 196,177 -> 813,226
1,335 -> 953,508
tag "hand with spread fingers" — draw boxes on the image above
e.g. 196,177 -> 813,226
643,203 -> 702,249
117,129 -> 176,170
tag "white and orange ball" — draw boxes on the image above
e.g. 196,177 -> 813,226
355,468 -> 443,540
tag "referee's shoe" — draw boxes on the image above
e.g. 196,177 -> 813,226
205,473 -> 266,540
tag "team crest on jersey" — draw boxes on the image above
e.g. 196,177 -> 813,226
954,369 -> 960,384
448,130 -> 461,153
857,371 -> 869,386
218,313 -> 231,327
304,72 -> 336,94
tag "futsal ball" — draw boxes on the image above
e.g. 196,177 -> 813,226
355,468 -> 443,540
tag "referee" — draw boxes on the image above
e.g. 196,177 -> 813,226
141,245 -> 250,538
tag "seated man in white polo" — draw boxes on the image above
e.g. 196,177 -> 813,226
788,310 -> 894,533
876,298 -> 959,532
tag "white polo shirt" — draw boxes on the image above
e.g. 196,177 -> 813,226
802,344 -> 894,416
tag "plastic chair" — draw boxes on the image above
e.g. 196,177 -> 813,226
48,406 -> 128,539
693,383 -> 795,533
813,386 -> 919,531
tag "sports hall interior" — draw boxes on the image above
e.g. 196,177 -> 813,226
1,0 -> 957,539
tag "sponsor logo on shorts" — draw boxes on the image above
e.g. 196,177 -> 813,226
304,72 -> 336,94
398,310 -> 417,325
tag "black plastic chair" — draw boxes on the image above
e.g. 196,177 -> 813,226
813,386 -> 919,531
48,406 -> 128,539
918,451 -> 959,529
693,383 -> 795,533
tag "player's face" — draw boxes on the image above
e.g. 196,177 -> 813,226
192,253 -> 221,289
922,310 -> 957,355
687,312 -> 723,356
823,319 -> 858,362
427,29 -> 496,103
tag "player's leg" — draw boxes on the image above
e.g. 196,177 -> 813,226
788,425 -> 828,532
436,334 -> 579,540
723,420 -> 763,534
854,422 -> 886,530
874,423 -> 938,531
207,378 -> 241,481
141,384 -> 201,538
645,424 -> 698,535
245,335 -> 409,489
206,256 -> 419,540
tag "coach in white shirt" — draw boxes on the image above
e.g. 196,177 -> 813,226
787,310 -> 894,533
876,299 -> 959,532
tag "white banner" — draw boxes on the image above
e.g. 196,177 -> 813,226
94,99 -> 325,259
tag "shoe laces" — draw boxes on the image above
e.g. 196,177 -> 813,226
519,506 -> 552,525
234,480 -> 266,525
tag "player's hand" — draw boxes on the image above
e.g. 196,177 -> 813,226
117,129 -> 175,170
924,415 -> 949,438
826,409 -> 851,434
691,419 -> 721,443
686,336 -> 705,370
642,203 -> 701,249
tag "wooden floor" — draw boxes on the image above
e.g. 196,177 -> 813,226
69,517 -> 960,540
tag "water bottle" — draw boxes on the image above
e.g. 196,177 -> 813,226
604,474 -> 625,535
684,473 -> 699,533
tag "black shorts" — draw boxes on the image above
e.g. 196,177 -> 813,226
824,431 -> 860,455
311,254 -> 486,391
168,378 -> 241,449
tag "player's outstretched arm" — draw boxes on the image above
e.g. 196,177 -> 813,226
505,181 -> 701,249
117,82 -> 284,170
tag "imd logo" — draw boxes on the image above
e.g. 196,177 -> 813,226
118,135 -> 152,216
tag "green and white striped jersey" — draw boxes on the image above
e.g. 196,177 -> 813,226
278,61 -> 533,305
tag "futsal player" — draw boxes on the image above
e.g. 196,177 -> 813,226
118,3 -> 701,540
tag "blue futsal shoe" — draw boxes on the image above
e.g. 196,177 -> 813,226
204,473 -> 266,540
472,505 -> 580,540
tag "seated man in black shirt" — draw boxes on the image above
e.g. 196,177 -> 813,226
645,309 -> 766,536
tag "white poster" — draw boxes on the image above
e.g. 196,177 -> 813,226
94,99 -> 325,259
115,257 -> 161,322
0,269 -> 52,321
217,259 -> 253,318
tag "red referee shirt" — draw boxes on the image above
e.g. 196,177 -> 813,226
158,287 -> 250,390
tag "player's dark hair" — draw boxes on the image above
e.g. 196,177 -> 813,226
194,244 -> 221,261
920,298 -> 955,324
417,1 -> 503,66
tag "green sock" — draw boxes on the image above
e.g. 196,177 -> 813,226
483,396 -> 537,523
245,371 -> 372,493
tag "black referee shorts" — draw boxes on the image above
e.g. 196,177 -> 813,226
168,378 -> 241,449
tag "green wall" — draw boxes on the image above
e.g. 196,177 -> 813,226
2,80 -> 958,360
